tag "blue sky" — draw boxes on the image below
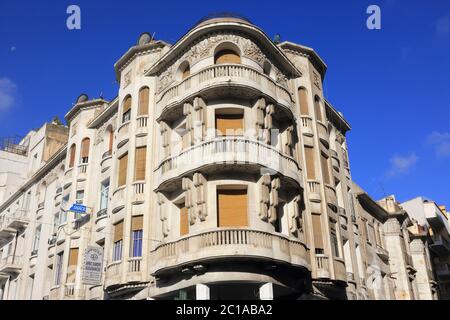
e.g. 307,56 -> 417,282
0,0 -> 449,205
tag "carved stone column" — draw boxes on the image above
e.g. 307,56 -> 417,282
160,121 -> 170,158
157,193 -> 169,237
254,98 -> 266,141
269,177 -> 280,223
193,97 -> 207,143
259,174 -> 271,221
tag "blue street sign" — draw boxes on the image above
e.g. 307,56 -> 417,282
70,203 -> 87,214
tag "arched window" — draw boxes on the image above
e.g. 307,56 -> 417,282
181,64 -> 190,80
214,49 -> 241,64
69,144 -> 76,168
80,138 -> 90,164
122,95 -> 132,123
298,87 -> 309,116
314,96 -> 323,122
138,87 -> 149,116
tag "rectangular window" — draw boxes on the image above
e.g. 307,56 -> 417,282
131,215 -> 143,257
134,147 -> 146,181
100,179 -> 110,211
66,248 -> 79,283
215,113 -> 244,136
304,146 -> 316,180
122,96 -> 132,123
113,221 -> 124,261
74,190 -> 84,220
132,230 -> 143,257
53,212 -> 59,234
320,153 -> 331,184
60,194 -> 69,225
32,225 -> 41,253
180,205 -> 189,236
331,229 -> 340,258
138,87 -> 149,116
311,213 -> 323,250
54,252 -> 63,286
217,188 -> 248,227
118,153 -> 128,187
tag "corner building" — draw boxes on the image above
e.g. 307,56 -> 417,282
0,15 -> 386,300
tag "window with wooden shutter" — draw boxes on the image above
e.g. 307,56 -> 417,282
122,95 -> 132,123
138,87 -> 149,116
311,214 -> 324,249
320,153 -> 331,184
217,189 -> 248,227
131,215 -> 143,231
304,146 -> 316,180
134,147 -> 146,181
215,113 -> 244,136
69,144 -> 76,168
180,206 -> 189,236
81,138 -> 90,163
298,88 -> 309,115
66,247 -> 79,282
114,221 -> 124,242
314,97 -> 323,122
214,49 -> 241,64
118,153 -> 128,186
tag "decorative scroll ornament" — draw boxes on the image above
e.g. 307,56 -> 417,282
157,193 -> 169,237
193,172 -> 207,221
264,104 -> 275,144
259,174 -> 271,221
193,97 -> 207,143
182,177 -> 196,225
289,195 -> 302,234
269,177 -> 280,223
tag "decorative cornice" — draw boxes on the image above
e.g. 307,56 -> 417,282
64,98 -> 109,123
278,41 -> 327,79
325,99 -> 351,134
145,20 -> 301,79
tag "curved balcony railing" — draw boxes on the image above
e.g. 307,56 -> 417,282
155,136 -> 302,189
316,121 -> 329,148
300,116 -> 313,137
117,121 -> 130,147
157,64 -> 293,119
102,150 -> 112,159
150,228 -> 309,276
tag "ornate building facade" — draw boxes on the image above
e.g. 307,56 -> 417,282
0,15 -> 442,300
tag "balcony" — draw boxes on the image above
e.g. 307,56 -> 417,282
300,116 -> 313,137
136,116 -> 148,136
95,208 -> 108,232
112,186 -> 126,213
316,121 -> 329,148
131,181 -> 145,203
105,261 -> 122,288
126,257 -> 144,283
64,167 -> 74,182
315,254 -> 330,279
430,234 -> 450,256
77,163 -> 88,180
5,209 -> 28,230
36,202 -> 44,215
325,184 -> 338,210
306,180 -> 321,202
64,283 -> 85,299
425,201 -> 450,234
101,150 -> 112,172
157,64 -> 293,120
0,255 -> 23,274
155,137 -> 302,191
150,228 -> 309,277
333,257 -> 347,282
330,149 -> 340,172
117,121 -> 130,147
